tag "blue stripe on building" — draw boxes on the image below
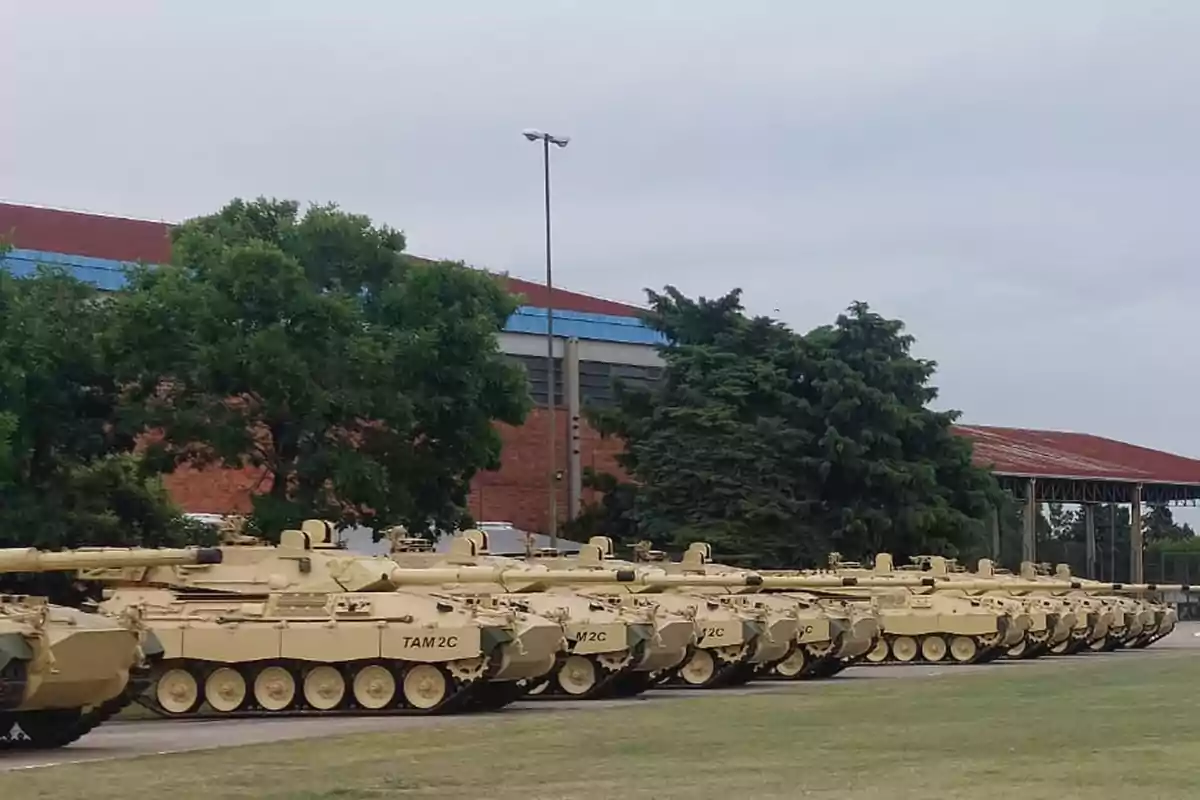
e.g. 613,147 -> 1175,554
2,248 -> 666,345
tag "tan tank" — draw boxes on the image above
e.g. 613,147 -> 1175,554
502,536 -> 794,689
78,521 -> 567,717
1030,563 -> 1182,651
903,556 -> 1074,659
640,542 -> 883,681
387,531 -> 694,699
0,545 -> 222,750
954,560 -> 1099,656
390,530 -> 766,691
765,554 -> 1032,665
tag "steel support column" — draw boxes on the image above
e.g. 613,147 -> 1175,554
1084,503 -> 1097,579
1022,477 -> 1038,564
990,504 -> 1001,561
1130,482 -> 1144,583
564,337 -> 582,520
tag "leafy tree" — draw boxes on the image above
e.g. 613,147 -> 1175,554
1142,503 -> 1194,543
0,265 -> 198,552
562,468 -> 641,545
112,197 -> 529,538
591,288 -> 1002,567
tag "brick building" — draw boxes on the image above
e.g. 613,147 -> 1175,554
0,201 -> 665,533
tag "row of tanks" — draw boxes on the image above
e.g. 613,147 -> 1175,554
0,520 -> 1186,750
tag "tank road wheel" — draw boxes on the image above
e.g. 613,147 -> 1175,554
253,665 -> 297,712
949,636 -> 978,664
1006,639 -> 1029,659
679,649 -> 718,687
402,664 -> 450,711
865,638 -> 889,663
920,635 -> 948,663
352,664 -> 397,710
773,648 -> 808,679
555,655 -> 600,697
302,666 -> 346,711
1049,638 -> 1072,656
204,667 -> 247,713
891,636 -> 918,663
155,667 -> 201,716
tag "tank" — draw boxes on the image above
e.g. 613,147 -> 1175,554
504,536 -> 792,689
1033,564 -> 1182,651
957,560 -> 1098,656
0,545 -> 222,750
766,554 -> 1031,665
78,521 -> 567,717
905,556 -> 1075,659
387,531 -> 694,700
641,542 -> 884,681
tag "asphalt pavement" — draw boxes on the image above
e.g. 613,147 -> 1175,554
4,621 -> 1197,772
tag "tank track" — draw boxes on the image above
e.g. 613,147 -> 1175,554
134,657 -> 504,720
660,643 -> 758,690
856,632 -> 1009,666
0,662 -> 151,751
525,642 -> 649,701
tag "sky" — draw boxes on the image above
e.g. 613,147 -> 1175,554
3,1 -> 1198,465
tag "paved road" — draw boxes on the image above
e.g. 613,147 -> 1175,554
4,621 -> 1197,772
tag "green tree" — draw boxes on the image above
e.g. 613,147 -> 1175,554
0,265 -> 198,551
591,288 -> 1002,567
562,468 -> 642,546
1142,503 -> 1194,544
112,198 -> 529,538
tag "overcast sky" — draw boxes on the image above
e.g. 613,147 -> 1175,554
3,1 -> 1198,464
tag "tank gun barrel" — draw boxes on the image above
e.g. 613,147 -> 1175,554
755,574 -> 942,590
919,578 -> 1192,594
0,546 -> 223,574
386,567 -> 768,590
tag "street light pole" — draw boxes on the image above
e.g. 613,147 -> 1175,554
523,128 -> 570,548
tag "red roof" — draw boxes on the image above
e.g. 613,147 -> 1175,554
955,424 -> 1200,486
0,202 -> 643,317
0,202 -> 172,263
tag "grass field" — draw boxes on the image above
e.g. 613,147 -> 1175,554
6,653 -> 1199,800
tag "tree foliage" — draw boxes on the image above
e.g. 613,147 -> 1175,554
0,266 -> 200,550
590,287 -> 1002,566
111,198 -> 530,538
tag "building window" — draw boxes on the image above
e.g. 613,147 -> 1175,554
505,354 -> 664,409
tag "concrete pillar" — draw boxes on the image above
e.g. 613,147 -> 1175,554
990,504 -> 1001,560
1130,483 -> 1143,583
1084,503 -> 1097,579
1022,478 -> 1038,563
564,337 -> 582,520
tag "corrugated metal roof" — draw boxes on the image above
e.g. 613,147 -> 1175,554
506,306 -> 665,346
0,202 -> 172,263
0,202 -> 645,317
954,424 -> 1200,486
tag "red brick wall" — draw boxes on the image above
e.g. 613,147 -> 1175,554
161,407 -> 629,533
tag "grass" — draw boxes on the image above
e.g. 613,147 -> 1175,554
6,652 -> 1200,800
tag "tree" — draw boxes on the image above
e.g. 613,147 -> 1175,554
591,288 -> 1002,567
112,198 -> 530,538
0,265 -> 200,552
1142,503 -> 1195,544
562,468 -> 642,546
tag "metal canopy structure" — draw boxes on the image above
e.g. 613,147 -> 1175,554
954,425 -> 1200,581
